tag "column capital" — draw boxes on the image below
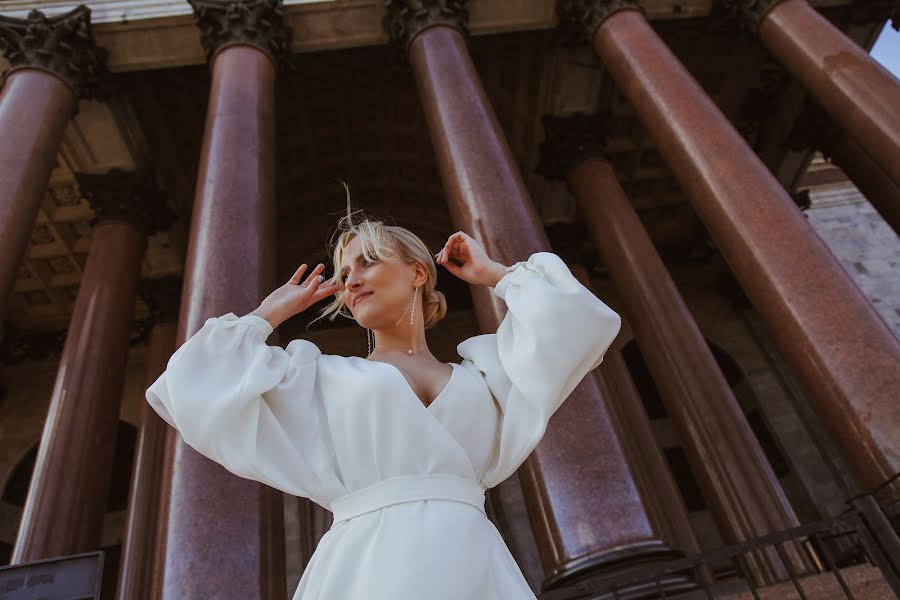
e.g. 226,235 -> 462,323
720,0 -> 787,32
555,0 -> 644,45
188,0 -> 293,71
536,113 -> 609,180
383,0 -> 469,54
75,168 -> 176,236
0,5 -> 109,100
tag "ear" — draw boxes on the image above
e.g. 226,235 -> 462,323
412,261 -> 428,288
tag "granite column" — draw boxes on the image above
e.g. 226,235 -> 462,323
12,169 -> 168,562
728,0 -> 900,188
153,1 -> 291,597
557,0 -> 900,498
116,278 -> 180,600
539,118 -> 808,582
386,2 -> 684,592
0,7 -> 107,319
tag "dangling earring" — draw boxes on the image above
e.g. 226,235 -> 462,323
367,328 -> 373,356
410,286 -> 417,326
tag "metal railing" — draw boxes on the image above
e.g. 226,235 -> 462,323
540,475 -> 900,600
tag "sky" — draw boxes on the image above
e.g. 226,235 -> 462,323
870,20 -> 900,76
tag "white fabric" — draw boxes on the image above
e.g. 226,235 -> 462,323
146,251 -> 622,600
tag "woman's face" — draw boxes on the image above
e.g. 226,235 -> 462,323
339,236 -> 424,330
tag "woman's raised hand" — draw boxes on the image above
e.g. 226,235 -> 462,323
249,263 -> 339,329
434,231 -> 508,287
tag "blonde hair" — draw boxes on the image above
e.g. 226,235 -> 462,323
311,187 -> 448,330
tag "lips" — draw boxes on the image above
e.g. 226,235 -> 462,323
355,292 -> 373,306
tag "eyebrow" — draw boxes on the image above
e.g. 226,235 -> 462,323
339,254 -> 366,274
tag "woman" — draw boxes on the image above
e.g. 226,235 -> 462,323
146,207 -> 622,599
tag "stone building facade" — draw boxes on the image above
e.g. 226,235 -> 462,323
0,1 -> 898,598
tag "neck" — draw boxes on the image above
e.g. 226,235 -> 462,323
372,318 -> 429,355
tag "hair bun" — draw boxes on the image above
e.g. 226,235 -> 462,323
423,288 -> 447,330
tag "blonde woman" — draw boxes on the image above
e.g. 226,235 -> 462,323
146,205 -> 621,599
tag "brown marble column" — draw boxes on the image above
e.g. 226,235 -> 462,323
385,3 -> 684,593
11,169 -> 168,562
557,1 -> 900,498
0,7 -> 107,319
539,118 -> 808,582
154,2 -> 290,598
116,278 -> 180,600
727,0 -> 900,188
570,266 -> 700,560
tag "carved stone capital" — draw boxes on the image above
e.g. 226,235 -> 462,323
75,168 -> 176,236
188,0 -> 293,70
383,0 -> 469,54
556,0 -> 644,46
0,5 -> 109,100
536,114 -> 610,180
138,275 -> 183,325
720,0 -> 786,32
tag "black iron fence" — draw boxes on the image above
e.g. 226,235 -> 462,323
540,475 -> 900,600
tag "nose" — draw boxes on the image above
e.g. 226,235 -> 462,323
345,269 -> 363,293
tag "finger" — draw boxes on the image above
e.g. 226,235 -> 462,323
288,264 -> 308,285
311,282 -> 339,302
302,263 -> 325,286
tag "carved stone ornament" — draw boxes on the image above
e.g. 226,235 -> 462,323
720,0 -> 787,32
0,5 -> 109,100
556,0 -> 644,46
188,0 -> 293,70
75,168 -> 176,236
383,0 -> 469,54
536,113 -> 610,180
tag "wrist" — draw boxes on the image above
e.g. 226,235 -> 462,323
482,261 -> 509,287
248,305 -> 282,329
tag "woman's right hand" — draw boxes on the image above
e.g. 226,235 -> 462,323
249,263 -> 339,329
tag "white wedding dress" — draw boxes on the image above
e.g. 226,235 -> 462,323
146,251 -> 621,600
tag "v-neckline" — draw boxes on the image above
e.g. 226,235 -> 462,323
369,360 -> 457,411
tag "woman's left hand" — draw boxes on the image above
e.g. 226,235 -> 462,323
434,231 -> 508,287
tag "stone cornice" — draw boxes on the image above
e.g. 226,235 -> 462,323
0,5 -> 109,100
536,114 -> 610,180
720,0 -> 786,32
383,0 -> 469,53
188,0 -> 293,69
0,1 -> 848,72
556,0 -> 644,45
75,168 -> 175,235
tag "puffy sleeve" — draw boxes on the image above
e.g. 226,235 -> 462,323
457,252 -> 621,489
146,312 -> 339,505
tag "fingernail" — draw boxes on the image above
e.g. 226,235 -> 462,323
317,275 -> 324,282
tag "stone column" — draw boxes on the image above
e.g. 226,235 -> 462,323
12,169 -> 169,562
0,6 -> 107,319
570,266 -> 700,560
154,1 -> 290,598
539,116 -> 809,582
116,277 -> 180,600
557,1 -> 900,498
726,0 -> 900,189
385,3 -> 684,593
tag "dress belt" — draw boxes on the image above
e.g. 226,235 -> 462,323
329,474 -> 487,528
